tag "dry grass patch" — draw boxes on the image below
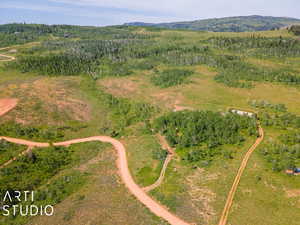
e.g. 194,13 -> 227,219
0,76 -> 91,124
99,75 -> 194,112
186,168 -> 217,224
99,77 -> 141,98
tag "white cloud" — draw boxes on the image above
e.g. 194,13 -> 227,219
0,2 -> 69,13
50,0 -> 300,20
0,1 -> 181,25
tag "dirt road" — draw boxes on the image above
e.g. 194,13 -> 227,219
143,134 -> 175,192
0,136 -> 190,225
218,125 -> 264,225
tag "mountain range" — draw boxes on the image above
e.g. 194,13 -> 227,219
124,15 -> 300,32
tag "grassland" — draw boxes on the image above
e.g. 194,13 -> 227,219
0,23 -> 300,225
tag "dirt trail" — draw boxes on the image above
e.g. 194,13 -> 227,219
0,47 -> 16,62
143,134 -> 175,192
218,125 -> 264,225
0,136 -> 190,225
0,146 -> 33,169
0,53 -> 15,62
0,42 -> 40,62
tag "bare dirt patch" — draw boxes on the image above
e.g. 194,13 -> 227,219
99,77 -> 140,97
75,153 -> 105,172
99,76 -> 193,112
152,91 -> 191,111
31,78 -> 91,121
174,99 -> 194,112
0,77 -> 91,124
0,98 -> 18,116
186,168 -> 218,224
8,49 -> 17,53
285,189 -> 300,198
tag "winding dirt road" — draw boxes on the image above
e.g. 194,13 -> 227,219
218,125 -> 264,225
0,42 -> 40,63
143,134 -> 175,192
0,136 -> 190,225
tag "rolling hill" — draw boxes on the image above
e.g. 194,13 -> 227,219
124,15 -> 300,32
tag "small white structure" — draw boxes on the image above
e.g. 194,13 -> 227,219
230,109 -> 255,118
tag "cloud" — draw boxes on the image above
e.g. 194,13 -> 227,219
0,2 -> 69,13
50,0 -> 300,20
51,0 -> 184,14
0,1 -> 181,25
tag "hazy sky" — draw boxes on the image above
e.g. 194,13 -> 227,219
1,0 -> 299,26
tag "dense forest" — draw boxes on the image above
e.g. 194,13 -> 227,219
154,110 -> 258,148
153,111 -> 258,165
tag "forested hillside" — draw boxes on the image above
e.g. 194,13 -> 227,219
125,15 -> 300,32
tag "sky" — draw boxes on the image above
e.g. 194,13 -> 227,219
0,0 -> 300,26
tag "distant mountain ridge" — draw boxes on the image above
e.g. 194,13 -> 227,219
124,15 -> 300,32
